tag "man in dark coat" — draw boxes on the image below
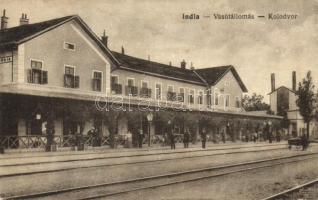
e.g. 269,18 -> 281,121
183,128 -> 190,148
301,134 -> 308,151
138,129 -> 144,148
201,128 -> 207,149
168,120 -> 175,149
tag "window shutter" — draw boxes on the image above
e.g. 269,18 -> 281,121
41,71 -> 48,84
74,76 -> 80,88
64,74 -> 68,87
92,79 -> 96,91
92,78 -> 100,91
27,69 -> 33,83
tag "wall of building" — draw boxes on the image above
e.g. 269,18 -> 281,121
22,20 -> 111,94
211,70 -> 244,111
289,91 -> 297,110
118,116 -> 128,135
270,91 -> 277,114
111,68 -> 207,105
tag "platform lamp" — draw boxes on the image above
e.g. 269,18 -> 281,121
147,112 -> 154,147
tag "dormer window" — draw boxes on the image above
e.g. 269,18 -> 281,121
64,42 -> 76,51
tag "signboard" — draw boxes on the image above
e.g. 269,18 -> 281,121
0,56 -> 13,64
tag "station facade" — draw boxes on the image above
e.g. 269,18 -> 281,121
0,12 -> 282,149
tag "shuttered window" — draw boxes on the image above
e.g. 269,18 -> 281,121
64,65 -> 79,88
92,71 -> 102,91
27,60 -> 48,84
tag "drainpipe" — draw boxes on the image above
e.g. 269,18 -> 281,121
11,50 -> 13,82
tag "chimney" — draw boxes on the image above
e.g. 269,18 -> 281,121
169,61 -> 172,66
121,46 -> 125,54
181,59 -> 186,69
101,30 -> 108,47
1,9 -> 8,30
271,73 -> 275,92
292,71 -> 296,91
148,55 -> 150,61
19,13 -> 29,25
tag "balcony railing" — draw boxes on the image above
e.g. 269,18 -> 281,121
125,85 -> 138,96
0,135 -> 110,149
140,87 -> 152,98
111,83 -> 122,95
92,78 -> 102,91
167,91 -> 177,101
27,69 -> 48,84
64,74 -> 80,88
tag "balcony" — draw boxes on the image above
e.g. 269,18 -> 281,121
111,83 -> 122,95
140,87 -> 152,98
64,74 -> 80,88
125,85 -> 138,96
167,91 -> 177,101
27,69 -> 48,84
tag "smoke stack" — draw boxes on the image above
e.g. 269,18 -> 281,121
121,46 -> 125,54
19,13 -> 29,25
292,71 -> 296,91
101,30 -> 108,47
271,73 -> 275,92
181,59 -> 186,69
1,9 -> 8,30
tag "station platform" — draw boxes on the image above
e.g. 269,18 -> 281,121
0,141 -> 287,160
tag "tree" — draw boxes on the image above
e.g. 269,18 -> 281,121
242,93 -> 270,111
296,71 -> 316,138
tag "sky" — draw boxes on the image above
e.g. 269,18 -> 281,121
1,0 -> 318,102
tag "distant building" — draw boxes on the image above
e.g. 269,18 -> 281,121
268,72 -> 318,138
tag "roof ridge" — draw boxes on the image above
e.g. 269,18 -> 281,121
111,51 -> 195,71
0,15 -> 76,32
195,65 -> 233,71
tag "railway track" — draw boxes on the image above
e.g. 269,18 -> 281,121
4,151 -> 318,200
0,145 -> 287,178
262,178 -> 318,200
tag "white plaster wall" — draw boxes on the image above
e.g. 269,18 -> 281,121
18,119 -> 26,136
118,117 -> 128,135
54,119 -> 63,136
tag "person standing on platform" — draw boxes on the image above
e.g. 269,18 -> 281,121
253,131 -> 257,142
221,130 -> 226,143
138,129 -> 144,148
201,128 -> 207,149
168,120 -> 175,149
183,128 -> 190,148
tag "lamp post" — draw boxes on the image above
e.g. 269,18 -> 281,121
147,113 -> 153,147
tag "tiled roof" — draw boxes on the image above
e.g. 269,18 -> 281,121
0,15 -> 120,65
0,15 -> 75,48
0,14 -> 248,91
111,51 -> 205,85
195,66 -> 248,92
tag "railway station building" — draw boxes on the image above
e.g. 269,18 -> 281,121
0,12 -> 282,149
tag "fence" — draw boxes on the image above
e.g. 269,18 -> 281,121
0,135 -> 110,149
